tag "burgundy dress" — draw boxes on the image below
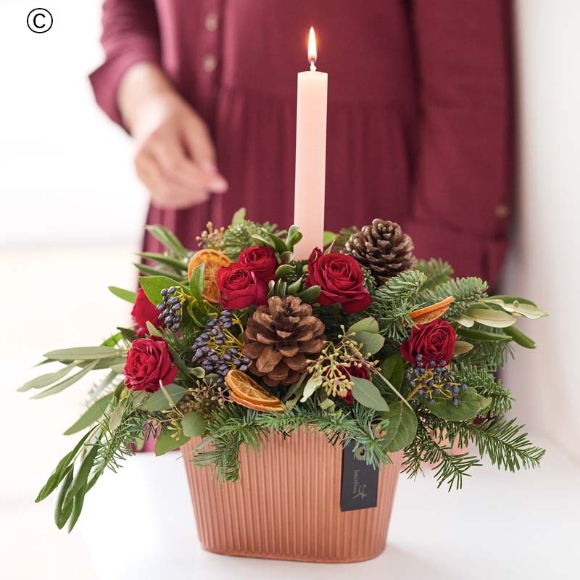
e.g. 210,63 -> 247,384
90,0 -> 513,286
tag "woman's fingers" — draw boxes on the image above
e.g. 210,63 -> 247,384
135,150 -> 210,209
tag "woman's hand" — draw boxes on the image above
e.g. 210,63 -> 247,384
119,63 -> 228,209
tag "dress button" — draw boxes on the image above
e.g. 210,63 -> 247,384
205,13 -> 219,32
495,204 -> 510,219
203,54 -> 218,72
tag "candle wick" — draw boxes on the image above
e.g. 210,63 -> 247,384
309,59 -> 317,72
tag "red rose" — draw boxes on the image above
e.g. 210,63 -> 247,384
217,263 -> 268,310
305,248 -> 372,313
124,337 -> 178,392
400,320 -> 456,366
132,288 -> 163,337
337,364 -> 370,404
239,246 -> 278,282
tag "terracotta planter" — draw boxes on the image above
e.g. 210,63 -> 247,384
182,428 -> 402,563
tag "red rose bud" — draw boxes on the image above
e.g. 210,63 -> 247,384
217,263 -> 268,310
400,320 -> 457,366
305,248 -> 372,314
238,246 -> 278,282
337,363 -> 370,404
124,337 -> 179,393
132,288 -> 164,337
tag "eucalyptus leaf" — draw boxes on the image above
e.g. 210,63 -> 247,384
64,393 -> 115,435
323,231 -> 337,247
353,331 -> 385,356
351,377 -> 389,411
485,298 -> 548,319
380,354 -> 405,389
68,487 -> 86,533
457,328 -> 512,342
107,286 -> 137,304
456,316 -> 475,328
348,317 -> 379,335
141,384 -> 188,411
429,388 -> 491,421
155,429 -> 190,456
182,411 -> 207,437
503,325 -> 536,349
55,470 -> 74,529
140,275 -> 185,306
189,263 -> 205,301
380,402 -> 418,452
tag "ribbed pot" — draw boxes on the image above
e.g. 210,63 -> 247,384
182,428 -> 402,563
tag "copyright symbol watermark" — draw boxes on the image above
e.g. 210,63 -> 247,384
27,8 -> 53,34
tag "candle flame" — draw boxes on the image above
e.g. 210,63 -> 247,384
308,27 -> 317,71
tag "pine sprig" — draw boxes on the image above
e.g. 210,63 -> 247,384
367,270 -> 427,342
402,420 -> 481,490
193,402 -> 394,481
453,365 -> 513,416
422,277 -> 489,320
416,258 -> 454,291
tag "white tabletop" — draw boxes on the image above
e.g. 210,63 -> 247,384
72,432 -> 578,580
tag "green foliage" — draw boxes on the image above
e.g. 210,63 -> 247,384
422,277 -> 489,320
367,270 -> 427,343
415,258 -> 454,291
428,388 -> 491,422
453,365 -> 513,416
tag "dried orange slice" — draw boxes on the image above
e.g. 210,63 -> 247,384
188,249 -> 231,303
409,296 -> 454,324
230,392 -> 286,413
225,370 -> 285,412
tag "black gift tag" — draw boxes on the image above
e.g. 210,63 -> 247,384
340,441 -> 379,512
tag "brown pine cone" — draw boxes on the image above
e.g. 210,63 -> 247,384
242,296 -> 326,387
343,219 -> 416,285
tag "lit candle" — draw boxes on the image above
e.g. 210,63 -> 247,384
293,27 -> 328,260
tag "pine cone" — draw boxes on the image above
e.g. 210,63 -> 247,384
343,219 -> 416,284
242,296 -> 326,387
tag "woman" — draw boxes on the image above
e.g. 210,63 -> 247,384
91,0 -> 513,286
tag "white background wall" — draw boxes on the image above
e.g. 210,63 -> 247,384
502,0 -> 580,464
0,0 -> 146,249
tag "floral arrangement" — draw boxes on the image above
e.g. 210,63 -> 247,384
21,209 -> 546,532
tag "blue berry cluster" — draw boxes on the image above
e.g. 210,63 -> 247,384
157,286 -> 182,332
405,354 -> 467,407
191,311 -> 250,386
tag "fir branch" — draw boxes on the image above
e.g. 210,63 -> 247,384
402,420 -> 481,490
422,277 -> 489,320
453,364 -> 513,416
367,270 -> 427,342
458,327 -> 515,371
416,258 -> 454,291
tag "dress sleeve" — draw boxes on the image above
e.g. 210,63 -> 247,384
89,0 -> 161,126
405,0 -> 513,287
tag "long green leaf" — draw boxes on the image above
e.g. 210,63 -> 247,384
36,431 -> 94,503
55,470 -> 74,529
189,263 -> 205,301
380,402 -> 418,452
145,225 -> 188,259
141,384 -> 187,411
136,252 -> 188,272
107,286 -> 137,304
351,377 -> 389,411
134,263 -> 183,281
31,361 -> 99,399
18,361 -> 79,392
44,347 -> 120,361
64,444 -> 100,508
68,486 -> 86,533
64,393 -> 115,435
